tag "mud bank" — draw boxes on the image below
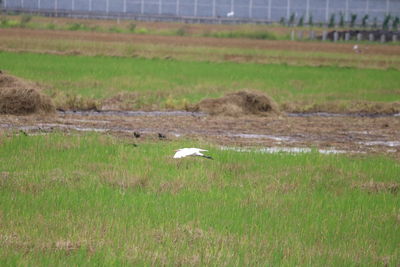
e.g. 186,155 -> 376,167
1,110 -> 399,158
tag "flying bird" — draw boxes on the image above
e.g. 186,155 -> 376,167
227,11 -> 234,17
173,148 -> 213,159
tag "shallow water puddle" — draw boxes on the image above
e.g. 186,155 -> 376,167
225,133 -> 296,142
221,146 -> 353,155
359,141 -> 400,147
58,110 -> 205,117
288,112 -> 400,118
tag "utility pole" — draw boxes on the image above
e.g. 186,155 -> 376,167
268,0 -> 271,21
325,0 -> 330,22
306,0 -> 310,21
386,0 -> 390,15
249,0 -> 253,18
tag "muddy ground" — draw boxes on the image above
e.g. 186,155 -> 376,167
1,112 -> 399,159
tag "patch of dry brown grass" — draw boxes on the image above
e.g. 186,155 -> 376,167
192,90 -> 280,117
51,92 -> 100,111
281,100 -> 400,114
352,181 -> 399,194
99,169 -> 149,190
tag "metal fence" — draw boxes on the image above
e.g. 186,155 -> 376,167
2,0 -> 400,23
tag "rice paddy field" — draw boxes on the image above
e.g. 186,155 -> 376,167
1,133 -> 399,265
1,15 -> 400,266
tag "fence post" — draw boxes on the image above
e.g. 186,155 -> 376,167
298,30 -> 303,40
123,0 -> 126,13
357,33 -> 362,41
369,33 -> 374,41
322,30 -> 327,41
212,0 -> 215,17
380,34 -> 386,43
291,30 -> 295,40
334,31 -> 339,42
309,30 -> 315,40
38,0 -> 40,9
393,35 -> 398,42
345,32 -> 350,41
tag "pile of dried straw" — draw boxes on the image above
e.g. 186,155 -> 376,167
0,71 -> 54,115
192,90 -> 280,116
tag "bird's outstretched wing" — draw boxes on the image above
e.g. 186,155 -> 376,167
173,148 -> 211,159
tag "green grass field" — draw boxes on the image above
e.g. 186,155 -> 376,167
0,133 -> 399,265
1,51 -> 400,110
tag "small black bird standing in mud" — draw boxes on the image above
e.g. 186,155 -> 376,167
133,131 -> 141,138
158,133 -> 166,140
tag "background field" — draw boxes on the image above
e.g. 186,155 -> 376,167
1,16 -> 400,112
1,133 -> 399,265
1,51 -> 400,111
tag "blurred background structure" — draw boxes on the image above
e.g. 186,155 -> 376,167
2,0 -> 400,25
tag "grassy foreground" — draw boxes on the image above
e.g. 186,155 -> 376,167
1,51 -> 400,111
0,133 -> 399,265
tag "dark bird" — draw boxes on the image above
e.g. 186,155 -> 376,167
133,131 -> 141,138
158,133 -> 166,140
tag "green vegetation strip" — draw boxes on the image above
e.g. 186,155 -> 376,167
0,133 -> 399,265
1,51 -> 399,110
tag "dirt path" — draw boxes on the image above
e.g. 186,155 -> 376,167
1,112 -> 399,158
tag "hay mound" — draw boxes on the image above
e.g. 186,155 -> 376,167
0,71 -> 55,115
193,90 -> 280,116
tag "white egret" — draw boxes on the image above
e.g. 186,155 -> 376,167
227,11 -> 234,17
353,44 -> 360,53
173,148 -> 212,159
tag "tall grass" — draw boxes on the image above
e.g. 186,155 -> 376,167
1,51 -> 399,109
0,133 -> 399,265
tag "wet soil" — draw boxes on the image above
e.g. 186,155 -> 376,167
1,111 -> 399,158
